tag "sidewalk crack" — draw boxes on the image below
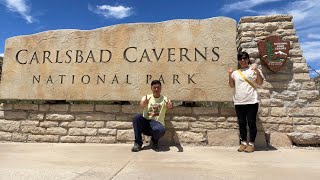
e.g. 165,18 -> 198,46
109,154 -> 137,180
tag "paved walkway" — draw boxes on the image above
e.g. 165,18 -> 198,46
0,143 -> 319,180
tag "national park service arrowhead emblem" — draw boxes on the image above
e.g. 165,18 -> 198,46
258,35 -> 289,72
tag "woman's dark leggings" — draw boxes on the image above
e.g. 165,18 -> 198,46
235,103 -> 259,143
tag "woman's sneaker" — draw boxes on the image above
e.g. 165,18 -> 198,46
244,145 -> 255,153
237,144 -> 247,152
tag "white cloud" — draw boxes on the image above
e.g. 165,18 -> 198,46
307,34 -> 320,39
221,0 -> 282,13
309,69 -> 320,78
300,41 -> 320,63
0,53 -> 4,57
89,4 -> 133,19
2,0 -> 34,23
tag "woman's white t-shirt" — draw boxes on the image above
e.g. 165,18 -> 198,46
231,67 -> 265,105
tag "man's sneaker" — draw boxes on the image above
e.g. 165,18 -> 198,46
131,143 -> 142,152
244,145 -> 255,153
149,139 -> 159,150
237,144 -> 247,152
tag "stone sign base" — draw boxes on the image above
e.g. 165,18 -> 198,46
1,103 -> 319,147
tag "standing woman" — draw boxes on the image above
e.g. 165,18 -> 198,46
228,52 -> 265,153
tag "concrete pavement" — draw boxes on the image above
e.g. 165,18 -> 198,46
0,143 -> 319,180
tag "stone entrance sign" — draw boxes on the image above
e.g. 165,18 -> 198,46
0,17 -> 236,101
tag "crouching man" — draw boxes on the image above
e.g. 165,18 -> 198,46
131,80 -> 173,152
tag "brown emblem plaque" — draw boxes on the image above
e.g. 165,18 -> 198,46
258,35 -> 289,72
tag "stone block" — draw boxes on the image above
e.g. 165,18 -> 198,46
260,99 -> 271,107
207,129 -> 239,146
288,107 -> 320,117
287,132 -> 320,145
270,99 -> 284,107
288,82 -> 301,91
294,125 -> 320,133
12,133 -> 27,142
227,117 -> 237,122
95,105 -> 121,113
21,126 -> 46,134
121,105 -> 141,114
270,107 -> 287,117
46,114 -> 74,121
239,42 -> 257,48
190,121 -> 216,129
278,124 -> 294,132
301,82 -> 316,90
269,132 -> 292,148
70,104 -> 94,112
0,131 -> 12,141
261,123 -> 279,132
40,121 -> 59,128
260,117 -> 292,124
238,37 -> 253,44
39,104 -> 50,111
217,122 -> 238,129
116,115 -> 132,121
75,113 -> 115,121
97,128 -> 117,135
28,113 -> 44,120
28,135 -> 59,142
283,35 -> 299,42
47,127 -> 68,135
199,116 -> 226,122
192,107 -> 218,115
14,104 -> 38,111
4,111 -> 28,120
292,117 -> 314,125
49,104 -> 69,112
276,29 -> 296,36
21,120 -> 39,126
293,63 -> 309,73
69,128 -> 97,136
105,121 -> 132,129
175,131 -> 206,144
259,107 -> 269,117
85,136 -> 116,143
298,90 -> 319,99
0,120 -> 20,132
2,104 -> 13,110
117,130 -> 135,141
86,121 -> 104,128
172,116 -> 196,121
312,117 -> 320,125
239,15 -> 292,23
258,89 -> 270,98
293,73 -> 310,81
220,108 -> 236,116
167,107 -> 192,115
60,136 -> 85,143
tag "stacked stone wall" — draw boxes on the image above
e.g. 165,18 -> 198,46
237,15 -> 320,146
0,103 -> 246,146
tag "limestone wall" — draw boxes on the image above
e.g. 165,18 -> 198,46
237,14 -> 320,146
0,103 -> 244,146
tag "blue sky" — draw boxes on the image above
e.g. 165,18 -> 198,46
0,0 -> 319,77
